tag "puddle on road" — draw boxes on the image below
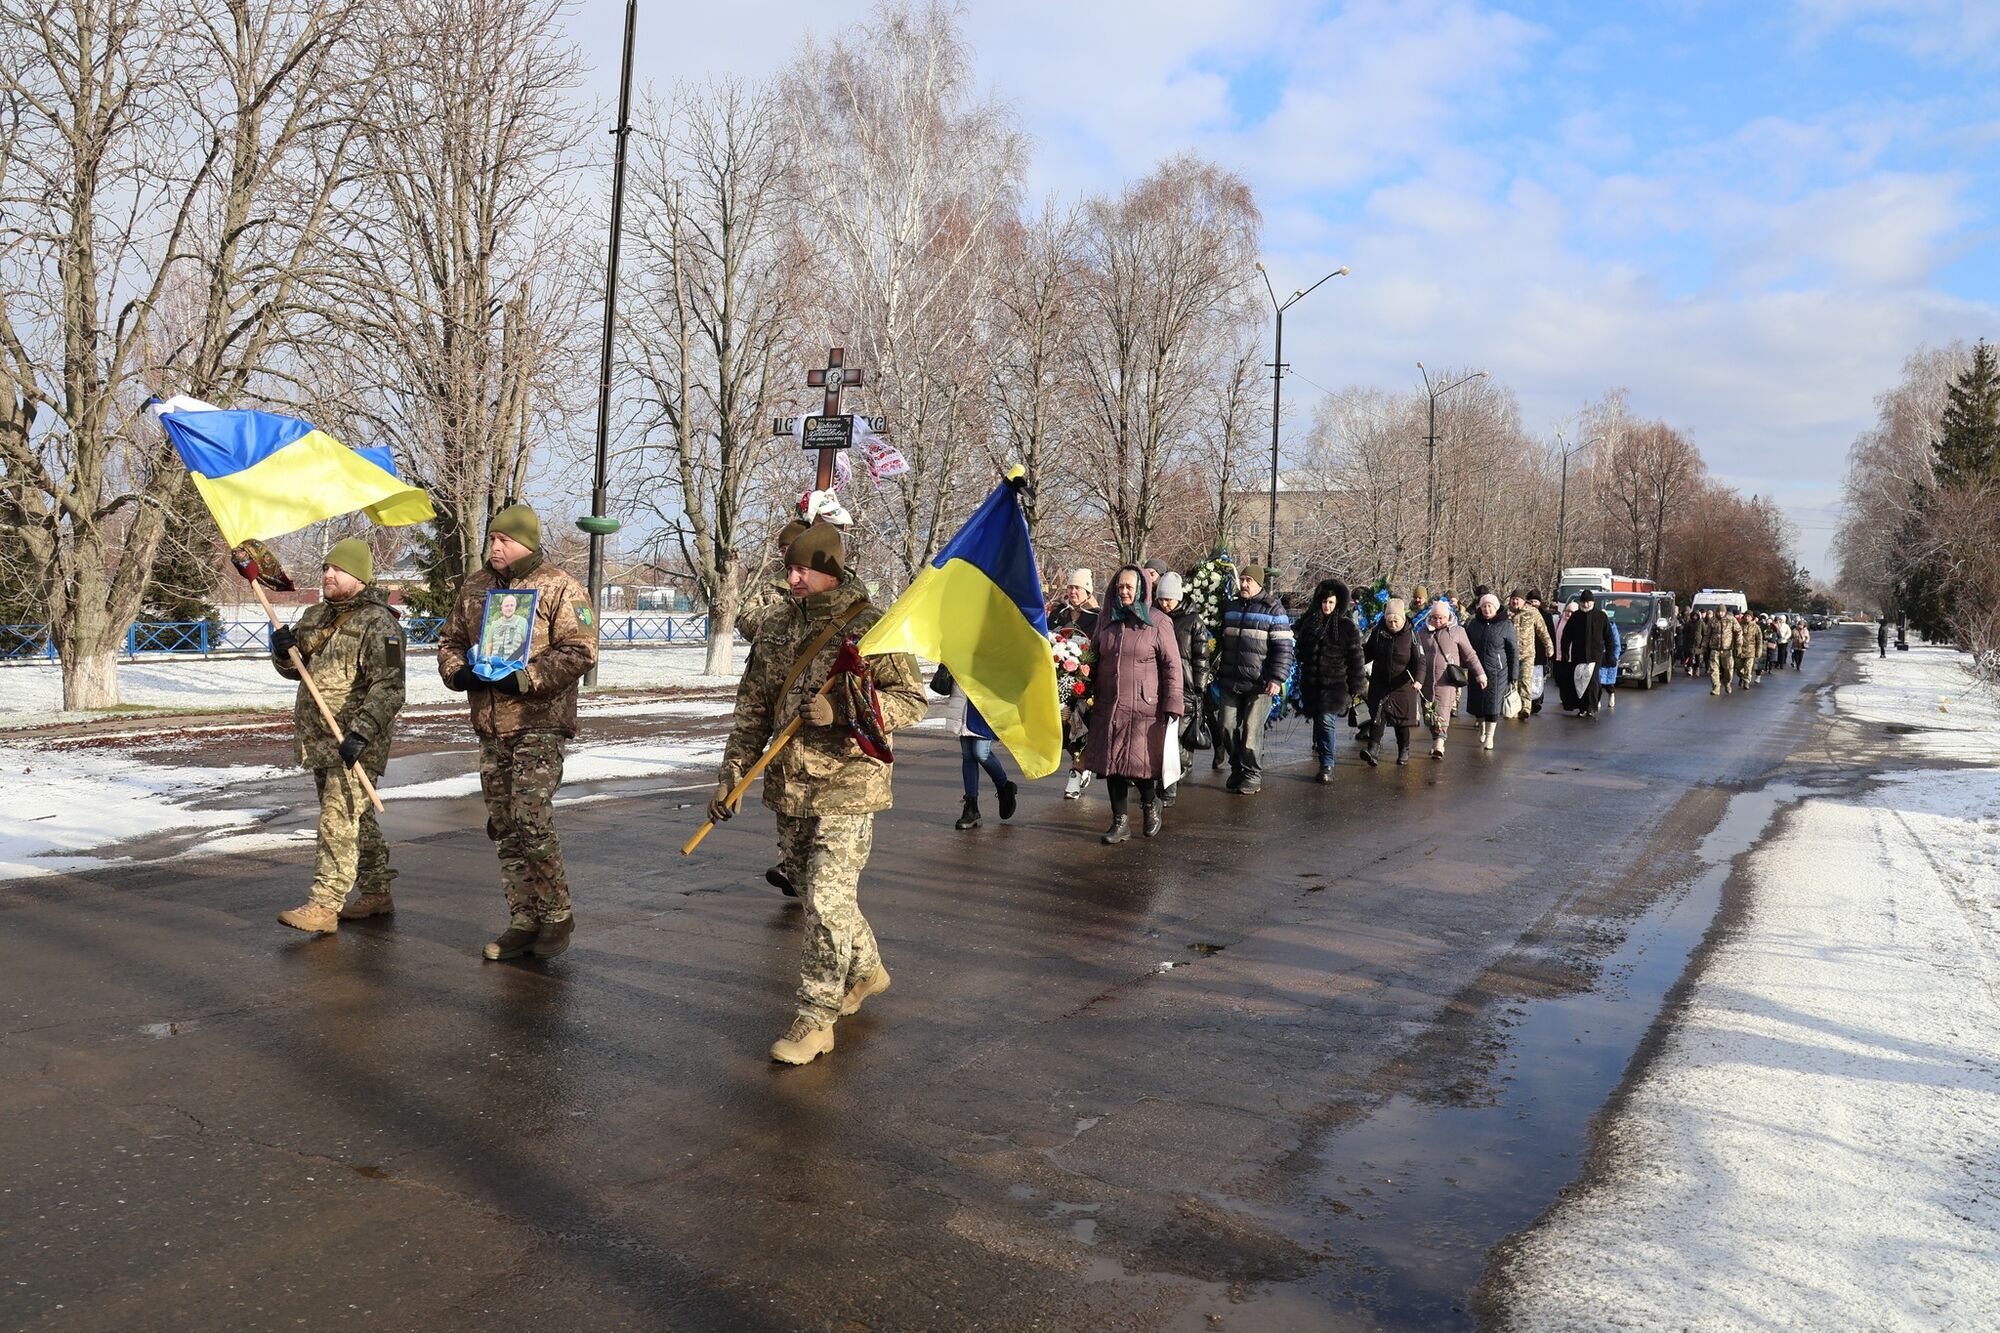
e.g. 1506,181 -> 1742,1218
1198,781 -> 1805,1331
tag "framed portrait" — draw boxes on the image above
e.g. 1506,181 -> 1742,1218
473,587 -> 539,680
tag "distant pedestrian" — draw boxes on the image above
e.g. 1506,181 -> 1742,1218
1465,593 -> 1519,750
934,666 -> 1017,830
1791,622 -> 1810,670
1053,569 -> 1099,799
1559,590 -> 1610,716
1359,598 -> 1424,766
1154,571 -> 1209,805
272,538 -> 406,936
1600,613 -> 1623,710
1709,610 -> 1738,694
1295,578 -> 1365,782
1085,566 -> 1183,843
1507,590 -> 1553,722
439,503 -> 599,962
1213,565 -> 1293,796
1418,599 -> 1485,758
1878,616 -> 1890,657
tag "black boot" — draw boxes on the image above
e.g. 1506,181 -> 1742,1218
1159,782 -> 1177,807
996,781 -> 1018,820
955,798 -> 981,830
1317,767 -> 1333,783
1142,802 -> 1163,838
766,865 -> 798,898
1101,815 -> 1131,845
1360,744 -> 1379,768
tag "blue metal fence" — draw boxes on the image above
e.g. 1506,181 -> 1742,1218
0,614 -> 711,661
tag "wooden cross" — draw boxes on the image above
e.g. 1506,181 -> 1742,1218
803,346 -> 863,491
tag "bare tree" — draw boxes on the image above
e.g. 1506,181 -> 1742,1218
1072,153 -> 1260,563
0,0 -> 368,708
785,0 -> 1026,584
623,78 -> 799,675
310,0 -> 591,610
985,196 -> 1083,553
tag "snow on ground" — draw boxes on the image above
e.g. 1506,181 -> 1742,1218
0,643 -> 745,727
383,735 -> 726,801
0,746 -> 288,880
1497,645 -> 2000,1330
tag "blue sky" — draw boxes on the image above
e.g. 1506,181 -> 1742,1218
562,0 -> 2000,581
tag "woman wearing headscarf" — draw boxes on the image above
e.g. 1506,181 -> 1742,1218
1295,578 -> 1366,782
1417,598 -> 1486,760
1359,596 -> 1425,767
1463,592 -> 1520,750
1083,566 -> 1183,843
1560,589 -> 1612,717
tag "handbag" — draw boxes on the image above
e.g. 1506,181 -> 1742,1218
1502,689 -> 1521,719
930,662 -> 955,696
1441,662 -> 1468,688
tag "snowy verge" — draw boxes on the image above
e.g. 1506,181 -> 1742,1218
1494,646 -> 2000,1329
0,643 -> 744,728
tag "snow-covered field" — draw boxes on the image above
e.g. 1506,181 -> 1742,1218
1498,645 -> 2000,1330
0,642 -> 745,728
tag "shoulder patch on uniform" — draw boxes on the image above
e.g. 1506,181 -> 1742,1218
385,634 -> 403,670
576,605 -> 593,627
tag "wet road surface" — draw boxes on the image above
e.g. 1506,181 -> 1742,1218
0,639 -> 1851,1329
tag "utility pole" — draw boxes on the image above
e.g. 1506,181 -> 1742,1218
580,0 -> 637,686
1418,363 -> 1487,581
1255,261 -> 1349,570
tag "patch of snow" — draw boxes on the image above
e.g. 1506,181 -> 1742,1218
1497,646 -> 2000,1330
0,743 -> 285,880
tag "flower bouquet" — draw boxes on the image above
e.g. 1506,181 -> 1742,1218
1051,627 -> 1096,751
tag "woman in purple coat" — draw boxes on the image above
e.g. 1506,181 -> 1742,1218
1417,598 -> 1486,761
1084,566 -> 1184,844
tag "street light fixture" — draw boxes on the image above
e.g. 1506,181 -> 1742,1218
1256,260 -> 1350,569
1418,362 -> 1487,582
1554,430 -> 1599,591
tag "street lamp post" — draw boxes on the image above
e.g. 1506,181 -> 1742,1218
1417,363 -> 1487,582
1553,431 -> 1597,592
1256,261 -> 1349,569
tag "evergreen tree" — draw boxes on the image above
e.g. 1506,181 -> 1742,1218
138,479 -> 223,628
1935,339 -> 2000,488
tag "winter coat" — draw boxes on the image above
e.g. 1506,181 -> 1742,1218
935,673 -> 995,741
1736,619 -> 1762,661
1418,617 -> 1484,719
1294,579 -> 1365,716
1048,601 -> 1099,635
1794,626 -> 1811,651
1560,606 -> 1610,671
1599,619 -> 1623,687
1363,619 -> 1425,729
1537,607 -> 1559,664
438,551 -> 599,739
1464,612 -> 1520,717
275,585 -> 405,775
1214,589 -> 1295,696
719,578 -> 927,816
1511,604 -> 1554,673
1878,620 -> 1891,646
1166,603 -> 1211,698
1082,602 -> 1184,779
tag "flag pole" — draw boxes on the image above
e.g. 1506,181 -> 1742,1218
680,676 -> 835,856
248,579 -> 385,814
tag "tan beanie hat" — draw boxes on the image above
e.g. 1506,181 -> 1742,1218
324,538 -> 373,584
1067,567 -> 1093,593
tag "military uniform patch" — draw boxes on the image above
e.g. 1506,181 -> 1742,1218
577,605 -> 594,627
385,634 -> 404,670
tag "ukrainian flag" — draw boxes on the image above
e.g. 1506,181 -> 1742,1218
858,473 -> 1063,779
149,396 -> 434,545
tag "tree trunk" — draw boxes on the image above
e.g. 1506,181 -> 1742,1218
705,562 -> 740,677
58,603 -> 121,711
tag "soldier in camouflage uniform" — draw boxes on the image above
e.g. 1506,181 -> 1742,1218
1708,611 -> 1737,694
1507,590 -> 1554,721
438,503 -> 599,962
274,539 -> 406,935
708,522 -> 926,1065
1734,613 -> 1761,689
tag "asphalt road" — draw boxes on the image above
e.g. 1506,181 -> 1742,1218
0,638 -> 1850,1331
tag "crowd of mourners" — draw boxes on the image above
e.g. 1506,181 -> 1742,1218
941,563 -> 1775,847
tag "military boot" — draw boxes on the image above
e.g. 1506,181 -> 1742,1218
1101,815 -> 1131,845
277,902 -> 338,935
532,916 -> 574,959
765,865 -> 799,898
840,966 -> 892,1016
483,921 -> 539,961
770,1016 -> 835,1065
339,892 -> 394,921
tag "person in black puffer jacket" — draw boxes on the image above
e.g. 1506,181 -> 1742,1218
1212,566 -> 1294,795
1294,578 -> 1364,782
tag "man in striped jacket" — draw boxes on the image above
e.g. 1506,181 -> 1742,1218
1213,566 -> 1294,795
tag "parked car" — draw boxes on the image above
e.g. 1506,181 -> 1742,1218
1600,590 -> 1678,688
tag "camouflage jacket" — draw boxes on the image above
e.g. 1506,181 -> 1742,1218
719,579 -> 926,816
1735,621 -> 1761,658
275,586 -> 405,774
437,552 -> 599,738
1510,606 -> 1554,667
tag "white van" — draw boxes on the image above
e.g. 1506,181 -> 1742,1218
1690,588 -> 1748,615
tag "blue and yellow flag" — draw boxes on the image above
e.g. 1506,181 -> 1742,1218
149,396 -> 434,545
858,473 -> 1062,779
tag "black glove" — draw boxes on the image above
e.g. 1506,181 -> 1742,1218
270,625 -> 298,659
445,664 -> 477,692
493,670 -> 528,696
337,732 -> 368,767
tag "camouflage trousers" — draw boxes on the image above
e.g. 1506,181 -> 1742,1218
308,765 -> 395,910
777,813 -> 880,1025
479,732 -> 572,925
1710,652 -> 1733,691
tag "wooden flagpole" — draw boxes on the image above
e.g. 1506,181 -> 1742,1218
680,676 -> 835,856
250,580 -> 385,814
